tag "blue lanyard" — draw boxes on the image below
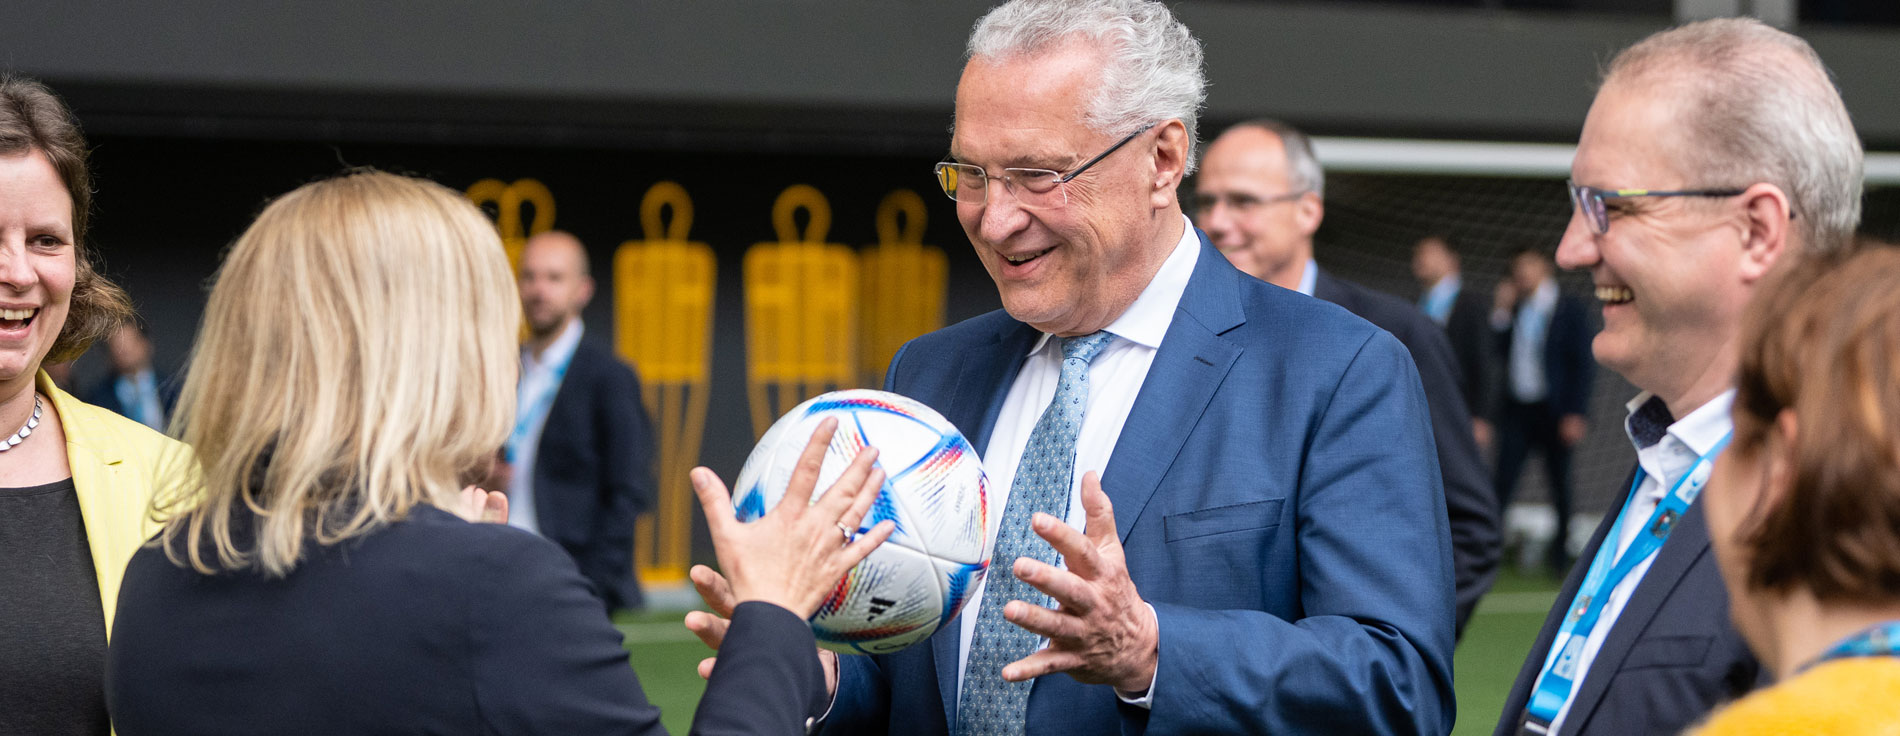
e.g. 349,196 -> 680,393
1806,622 -> 1900,670
1524,431 -> 1733,730
503,348 -> 575,464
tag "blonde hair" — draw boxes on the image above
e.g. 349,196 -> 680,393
155,170 -> 520,576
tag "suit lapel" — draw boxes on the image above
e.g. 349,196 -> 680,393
934,319 -> 1037,731
1100,234 -> 1245,541
1562,498 -> 1715,731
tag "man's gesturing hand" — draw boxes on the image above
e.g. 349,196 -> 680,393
999,472 -> 1159,694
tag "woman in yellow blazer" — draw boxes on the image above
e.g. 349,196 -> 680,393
1693,248 -> 1900,735
0,76 -> 187,735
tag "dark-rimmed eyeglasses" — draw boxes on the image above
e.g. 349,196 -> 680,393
933,122 -> 1158,211
1567,180 -> 1747,235
1189,190 -> 1307,219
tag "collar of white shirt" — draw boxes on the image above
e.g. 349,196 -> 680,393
1023,214 -> 1200,356
1623,388 -> 1737,500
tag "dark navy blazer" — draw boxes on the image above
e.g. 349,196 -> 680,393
107,505 -> 828,736
1492,468 -> 1762,735
823,234 -> 1456,735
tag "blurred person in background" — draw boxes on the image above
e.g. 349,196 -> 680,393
1197,119 -> 1499,637
496,229 -> 655,612
106,169 -> 897,736
0,75 -> 184,736
1691,247 -> 1900,735
1413,234 -> 1497,446
84,323 -> 177,431
1496,16 -> 1862,736
1490,246 -> 1594,574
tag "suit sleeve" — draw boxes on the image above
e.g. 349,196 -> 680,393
1144,331 -> 1457,736
471,531 -> 667,735
692,602 -> 831,736
586,356 -> 656,605
1399,316 -> 1500,639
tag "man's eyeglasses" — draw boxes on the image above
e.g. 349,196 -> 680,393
933,122 -> 1157,211
1190,190 -> 1307,219
1566,180 -> 1747,235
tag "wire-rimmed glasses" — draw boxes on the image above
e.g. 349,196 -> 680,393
933,122 -> 1157,211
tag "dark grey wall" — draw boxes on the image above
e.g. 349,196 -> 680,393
9,2 -> 1900,149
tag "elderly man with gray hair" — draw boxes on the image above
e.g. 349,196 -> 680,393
689,1 -> 1456,734
1496,17 -> 1863,736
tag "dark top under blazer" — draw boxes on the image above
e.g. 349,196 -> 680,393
534,338 -> 656,611
1494,293 -> 1595,418
1314,268 -> 1501,638
108,505 -> 828,736
1492,468 -> 1763,736
823,234 -> 1456,736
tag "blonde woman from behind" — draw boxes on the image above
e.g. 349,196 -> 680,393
106,170 -> 892,736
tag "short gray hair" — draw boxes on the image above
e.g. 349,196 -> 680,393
1605,17 -> 1862,254
1233,119 -> 1325,198
967,0 -> 1208,173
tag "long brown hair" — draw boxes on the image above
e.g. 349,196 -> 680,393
0,75 -> 135,362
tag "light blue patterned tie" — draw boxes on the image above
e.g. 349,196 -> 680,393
956,331 -> 1114,736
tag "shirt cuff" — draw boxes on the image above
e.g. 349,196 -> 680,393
1112,603 -> 1160,709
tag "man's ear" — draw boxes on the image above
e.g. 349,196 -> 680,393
1294,191 -> 1324,238
1149,120 -> 1190,209
578,274 -> 597,309
1737,182 -> 1793,284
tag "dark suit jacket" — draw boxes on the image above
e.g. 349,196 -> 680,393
1495,291 -> 1595,418
1441,283 -> 1497,421
82,370 -> 179,426
108,505 -> 828,736
824,234 -> 1455,735
535,338 -> 656,610
1316,268 -> 1500,638
1492,468 -> 1762,735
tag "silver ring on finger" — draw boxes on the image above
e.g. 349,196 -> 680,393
837,523 -> 854,544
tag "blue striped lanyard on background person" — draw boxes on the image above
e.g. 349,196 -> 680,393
1805,622 -> 1900,670
503,350 -> 575,464
1520,431 -> 1734,735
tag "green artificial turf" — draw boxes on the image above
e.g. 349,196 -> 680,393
613,568 -> 1564,736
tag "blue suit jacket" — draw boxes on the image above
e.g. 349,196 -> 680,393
823,234 -> 1456,735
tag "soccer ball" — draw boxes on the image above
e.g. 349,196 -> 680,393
732,389 -> 990,655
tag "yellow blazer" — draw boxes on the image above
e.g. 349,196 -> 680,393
42,370 -> 194,640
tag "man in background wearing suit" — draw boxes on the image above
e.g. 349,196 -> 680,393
1413,235 -> 1497,446
1495,17 -> 1862,736
1195,119 -> 1499,637
84,324 -> 177,431
691,2 -> 1453,734
499,230 -> 655,612
1490,247 -> 1595,574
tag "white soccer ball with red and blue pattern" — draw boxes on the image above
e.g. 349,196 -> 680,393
732,389 -> 990,655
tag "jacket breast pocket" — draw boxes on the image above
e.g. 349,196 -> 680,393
1619,635 -> 1713,671
1163,499 -> 1285,543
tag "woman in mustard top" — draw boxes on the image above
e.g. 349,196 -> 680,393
0,76 -> 191,735
1696,248 -> 1900,735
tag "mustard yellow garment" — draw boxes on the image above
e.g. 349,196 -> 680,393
1691,657 -> 1900,736
41,370 -> 194,640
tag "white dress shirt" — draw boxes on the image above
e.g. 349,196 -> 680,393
953,215 -> 1199,710
507,318 -> 584,535
1537,389 -> 1735,734
1294,258 -> 1318,297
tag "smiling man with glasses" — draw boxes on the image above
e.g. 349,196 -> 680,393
682,1 -> 1454,734
1497,17 -> 1864,736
